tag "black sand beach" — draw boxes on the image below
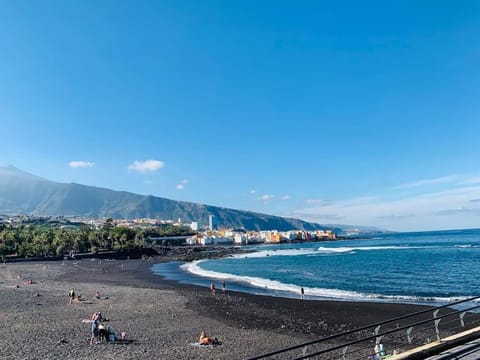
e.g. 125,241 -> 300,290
0,258 -> 470,359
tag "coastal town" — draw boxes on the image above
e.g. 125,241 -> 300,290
0,214 -> 337,250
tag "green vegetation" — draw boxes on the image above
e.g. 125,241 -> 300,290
0,221 -> 194,259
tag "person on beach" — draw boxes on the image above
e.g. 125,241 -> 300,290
210,283 -> 216,295
68,288 -> 75,304
301,287 -> 304,300
221,280 -> 226,293
90,313 -> 100,344
199,331 -> 219,345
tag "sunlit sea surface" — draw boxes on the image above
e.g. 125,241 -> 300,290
151,229 -> 480,305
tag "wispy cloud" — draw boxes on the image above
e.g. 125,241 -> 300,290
69,161 -> 95,168
376,214 -> 417,220
434,207 -> 480,216
280,195 -> 291,200
294,173 -> 480,231
250,189 -> 256,194
295,211 -> 345,221
182,179 -> 189,184
257,194 -> 275,203
128,160 -> 165,173
391,175 -> 459,190
305,199 -> 329,206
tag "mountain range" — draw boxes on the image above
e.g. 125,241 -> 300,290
0,166 -> 382,234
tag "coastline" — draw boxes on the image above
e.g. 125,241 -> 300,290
0,257 -> 446,360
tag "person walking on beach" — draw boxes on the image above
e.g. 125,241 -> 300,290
222,280 -> 226,294
300,287 -> 305,300
210,283 -> 216,295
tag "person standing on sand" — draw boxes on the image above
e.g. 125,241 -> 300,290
222,280 -> 226,293
68,288 -> 75,304
300,287 -> 304,300
210,283 -> 216,295
90,313 -> 100,344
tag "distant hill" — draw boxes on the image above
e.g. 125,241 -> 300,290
0,165 -> 351,232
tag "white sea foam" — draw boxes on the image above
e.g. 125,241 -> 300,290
232,248 -> 318,259
181,260 -> 364,299
230,245 -> 430,260
317,245 -> 423,253
180,260 -> 468,304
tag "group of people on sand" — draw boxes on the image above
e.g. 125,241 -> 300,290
68,288 -> 88,304
68,289 -> 128,345
68,288 -> 108,304
90,311 -> 124,345
210,280 -> 226,295
68,286 -> 221,348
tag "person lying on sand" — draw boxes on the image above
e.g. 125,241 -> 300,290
94,291 -> 109,300
72,295 -> 86,303
199,331 -> 219,345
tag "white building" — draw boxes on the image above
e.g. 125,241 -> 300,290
190,222 -> 199,231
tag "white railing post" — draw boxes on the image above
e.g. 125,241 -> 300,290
407,326 -> 413,344
375,325 -> 382,345
302,345 -> 309,360
433,309 -> 441,342
460,312 -> 466,327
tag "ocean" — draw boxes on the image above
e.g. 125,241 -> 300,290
151,229 -> 480,305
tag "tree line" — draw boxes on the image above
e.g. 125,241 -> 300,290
0,220 -> 194,259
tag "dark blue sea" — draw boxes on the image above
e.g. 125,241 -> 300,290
151,229 -> 480,305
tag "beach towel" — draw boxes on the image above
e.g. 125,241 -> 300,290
190,342 -> 221,348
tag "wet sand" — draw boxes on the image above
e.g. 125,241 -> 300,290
0,258 -> 447,359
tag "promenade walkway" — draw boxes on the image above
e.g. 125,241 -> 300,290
387,326 -> 480,360
426,338 -> 480,360
248,296 -> 480,360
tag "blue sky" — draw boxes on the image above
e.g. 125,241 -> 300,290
1,1 -> 479,231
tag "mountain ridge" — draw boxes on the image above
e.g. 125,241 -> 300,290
0,166 -> 339,232
0,166 -> 387,234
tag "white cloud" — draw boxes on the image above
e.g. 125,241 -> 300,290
280,195 -> 291,200
128,160 -> 165,173
69,161 -> 95,168
391,175 -> 459,190
305,199 -> 329,205
294,174 -> 480,231
175,178 -> 189,190
257,194 -> 275,202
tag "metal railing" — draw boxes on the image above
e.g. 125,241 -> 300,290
248,296 -> 480,360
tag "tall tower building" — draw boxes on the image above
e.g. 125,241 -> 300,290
208,214 -> 217,231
